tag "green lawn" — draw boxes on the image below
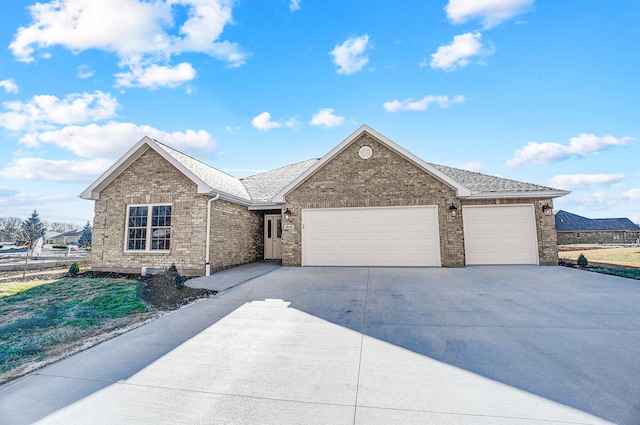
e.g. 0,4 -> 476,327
0,277 -> 154,381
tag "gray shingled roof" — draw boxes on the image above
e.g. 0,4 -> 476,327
241,159 -> 319,202
427,163 -> 561,195
555,210 -> 640,231
154,141 -> 251,201
151,140 -> 564,204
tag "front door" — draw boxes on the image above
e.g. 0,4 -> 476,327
264,214 -> 283,260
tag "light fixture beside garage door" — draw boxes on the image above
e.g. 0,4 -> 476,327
448,203 -> 458,219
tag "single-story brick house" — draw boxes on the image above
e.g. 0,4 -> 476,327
555,210 -> 640,245
81,125 -> 569,275
48,230 -> 82,245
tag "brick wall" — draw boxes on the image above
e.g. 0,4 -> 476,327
281,132 -> 465,267
210,200 -> 263,272
558,230 -> 640,245
90,147 -> 262,276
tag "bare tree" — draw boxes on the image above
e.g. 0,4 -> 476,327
48,222 -> 78,233
0,217 -> 22,243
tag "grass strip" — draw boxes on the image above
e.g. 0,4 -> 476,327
0,277 -> 151,376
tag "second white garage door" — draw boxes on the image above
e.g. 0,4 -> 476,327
463,205 -> 539,265
302,206 -> 441,267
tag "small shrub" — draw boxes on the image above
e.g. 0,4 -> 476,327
168,264 -> 184,289
577,254 -> 588,269
52,244 -> 68,249
68,262 -> 80,276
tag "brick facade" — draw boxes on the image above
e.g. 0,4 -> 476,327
209,200 -> 263,272
281,133 -> 559,266
282,133 -> 465,267
558,231 -> 640,245
90,148 -> 262,276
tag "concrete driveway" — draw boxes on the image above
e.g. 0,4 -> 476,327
1,266 -> 639,424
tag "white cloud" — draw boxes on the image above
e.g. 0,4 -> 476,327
564,192 -> 622,211
283,116 -> 301,129
18,121 -> 215,159
506,134 -> 632,167
330,34 -> 370,75
624,188 -> 640,201
9,0 -> 245,88
290,0 -> 301,12
77,65 -> 94,79
310,108 -> 345,128
383,95 -> 465,112
251,112 -> 299,131
115,62 -> 197,89
0,91 -> 118,131
446,0 -> 534,29
458,160 -> 485,173
251,112 -> 283,131
0,157 -> 113,183
0,79 -> 19,94
548,173 -> 625,190
430,32 -> 493,71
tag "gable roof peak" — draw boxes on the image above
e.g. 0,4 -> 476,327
80,135 -> 251,203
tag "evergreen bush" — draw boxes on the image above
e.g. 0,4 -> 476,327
69,262 -> 80,276
577,254 -> 588,269
168,264 -> 184,289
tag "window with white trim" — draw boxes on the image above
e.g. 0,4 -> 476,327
126,205 -> 172,251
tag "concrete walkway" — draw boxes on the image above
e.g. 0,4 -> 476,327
1,266 -> 638,424
185,261 -> 281,292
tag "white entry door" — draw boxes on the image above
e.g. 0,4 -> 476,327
463,205 -> 539,265
264,214 -> 283,260
302,206 -> 441,267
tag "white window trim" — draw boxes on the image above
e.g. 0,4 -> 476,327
124,203 -> 173,253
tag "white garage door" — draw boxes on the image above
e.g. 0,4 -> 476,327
302,206 -> 441,267
463,205 -> 539,265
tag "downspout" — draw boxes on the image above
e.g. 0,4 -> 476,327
205,193 -> 220,276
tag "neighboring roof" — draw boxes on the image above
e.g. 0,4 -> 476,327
52,230 -> 82,238
81,125 -> 570,207
428,163 -> 567,197
241,159 -> 319,202
555,210 -> 640,232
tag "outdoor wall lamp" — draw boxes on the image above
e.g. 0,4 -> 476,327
284,208 -> 293,221
541,203 -> 552,215
449,203 -> 458,217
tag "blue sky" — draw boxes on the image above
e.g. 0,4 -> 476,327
0,0 -> 638,226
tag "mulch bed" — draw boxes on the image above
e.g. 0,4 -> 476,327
79,270 -> 216,310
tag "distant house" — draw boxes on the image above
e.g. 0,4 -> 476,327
555,210 -> 640,245
50,230 -> 82,245
45,231 -> 61,244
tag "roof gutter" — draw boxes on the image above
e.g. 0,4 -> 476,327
205,192 -> 220,276
465,190 -> 571,200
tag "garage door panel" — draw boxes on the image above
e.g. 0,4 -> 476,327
463,205 -> 538,265
302,206 -> 440,267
